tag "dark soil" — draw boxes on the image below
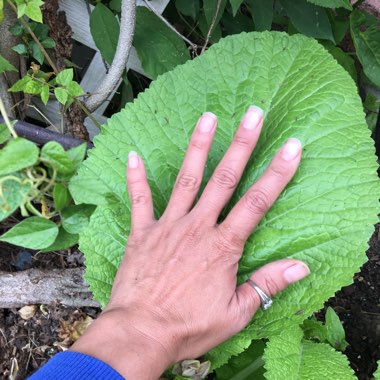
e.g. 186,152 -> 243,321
0,227 -> 379,379
320,225 -> 380,380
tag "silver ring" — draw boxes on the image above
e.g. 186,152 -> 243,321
247,280 -> 273,310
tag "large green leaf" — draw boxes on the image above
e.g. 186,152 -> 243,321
306,0 -> 352,10
280,0 -> 334,41
0,216 -> 59,249
70,31 -> 379,368
263,326 -> 355,379
90,3 -> 119,65
350,10 -> 380,88
246,0 -> 273,31
134,7 -> 190,79
0,138 -> 39,176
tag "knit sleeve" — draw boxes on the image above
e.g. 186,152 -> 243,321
28,351 -> 125,380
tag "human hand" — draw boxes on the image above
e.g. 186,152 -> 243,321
72,106 -> 309,379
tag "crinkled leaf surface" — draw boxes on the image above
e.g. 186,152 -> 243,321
70,31 -> 379,369
264,326 -> 355,379
215,339 -> 265,379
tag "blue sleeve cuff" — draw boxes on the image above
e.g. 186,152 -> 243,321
28,351 -> 125,380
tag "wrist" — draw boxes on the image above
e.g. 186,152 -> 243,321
70,308 -> 173,379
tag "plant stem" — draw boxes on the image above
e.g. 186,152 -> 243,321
25,201 -> 45,218
0,95 -> 18,138
201,0 -> 222,54
6,0 -> 59,74
75,97 -> 102,130
85,0 -> 136,112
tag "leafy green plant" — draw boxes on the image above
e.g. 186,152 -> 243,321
69,31 -> 379,375
9,21 -> 56,65
0,112 -> 92,252
9,67 -> 84,107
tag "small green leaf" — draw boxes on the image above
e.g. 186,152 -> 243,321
0,176 -> 32,222
56,68 -> 74,86
30,41 -> 44,64
229,0 -> 244,16
325,307 -> 348,351
0,124 -> 11,144
33,23 -> 49,39
306,0 -> 352,10
280,0 -> 334,41
25,0 -> 44,23
0,216 -> 59,249
0,138 -> 39,176
9,23 -> 24,36
66,81 -> 83,97
40,227 -> 79,252
67,143 -> 87,169
176,0 -> 200,20
12,43 -> 28,55
302,318 -> 328,342
134,7 -> 190,79
350,10 -> 380,88
90,3 -> 119,65
0,54 -> 18,74
53,183 -> 70,211
109,0 -> 121,12
41,37 -> 56,49
0,0 -> 3,23
61,204 -> 96,234
41,84 -> 50,105
23,78 -> 43,94
41,141 -> 74,174
16,2 -> 26,18
8,75 -> 32,92
54,87 -> 68,105
246,0 -> 274,31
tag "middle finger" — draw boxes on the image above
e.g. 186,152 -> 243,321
195,106 -> 264,222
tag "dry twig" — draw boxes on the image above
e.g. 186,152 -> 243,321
201,0 -> 222,54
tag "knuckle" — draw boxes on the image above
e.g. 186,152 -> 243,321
131,192 -> 150,207
244,190 -> 271,215
216,224 -> 244,256
269,161 -> 287,179
264,276 -> 281,296
190,138 -> 205,151
184,222 -> 203,242
176,173 -> 198,191
233,135 -> 250,148
212,167 -> 238,189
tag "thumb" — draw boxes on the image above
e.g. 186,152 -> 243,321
231,259 -> 310,331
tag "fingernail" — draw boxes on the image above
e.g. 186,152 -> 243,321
281,138 -> 302,161
198,112 -> 217,133
242,106 -> 264,130
283,263 -> 310,284
128,151 -> 139,169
